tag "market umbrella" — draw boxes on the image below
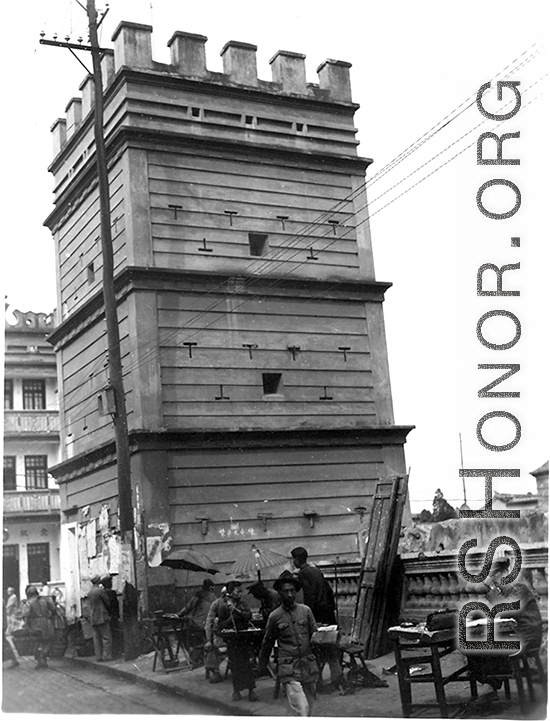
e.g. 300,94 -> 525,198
160,548 -> 220,575
230,544 -> 288,582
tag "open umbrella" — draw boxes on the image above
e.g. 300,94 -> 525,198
161,548 -> 220,575
230,544 -> 288,582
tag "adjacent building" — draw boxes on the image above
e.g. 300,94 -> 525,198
45,23 -> 412,616
3,308 -> 61,599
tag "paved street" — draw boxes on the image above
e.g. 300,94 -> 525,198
2,657 -> 226,715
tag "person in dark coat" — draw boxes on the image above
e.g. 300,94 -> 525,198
248,581 -> 281,622
87,575 -> 112,662
101,576 -> 121,658
291,546 -> 343,693
214,580 -> 257,702
22,585 -> 56,669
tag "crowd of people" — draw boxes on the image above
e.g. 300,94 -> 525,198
179,546 -> 342,715
3,547 -> 544,717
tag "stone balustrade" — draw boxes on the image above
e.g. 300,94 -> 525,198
400,544 -> 548,621
318,544 -> 548,640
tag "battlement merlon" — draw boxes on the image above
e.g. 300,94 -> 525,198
49,21 -> 360,164
110,22 -> 354,101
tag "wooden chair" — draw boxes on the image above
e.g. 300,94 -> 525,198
469,648 -> 546,714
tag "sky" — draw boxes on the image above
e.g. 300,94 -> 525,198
1,0 -> 548,513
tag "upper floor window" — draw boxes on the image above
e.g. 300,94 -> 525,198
4,379 -> 13,409
3,456 -> 16,491
25,455 -> 48,490
22,379 -> 46,410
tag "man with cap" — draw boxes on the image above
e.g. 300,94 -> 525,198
248,581 -> 281,622
179,579 -> 217,631
258,570 -> 319,716
87,575 -> 112,662
178,579 -> 217,668
464,552 -> 543,707
204,586 -> 227,684
101,575 -> 121,658
290,546 -> 343,693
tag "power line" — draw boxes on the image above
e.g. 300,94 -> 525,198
58,51 -> 548,428
58,41 -> 546,408
62,76 -> 548,431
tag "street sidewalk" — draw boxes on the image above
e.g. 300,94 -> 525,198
69,647 -> 547,717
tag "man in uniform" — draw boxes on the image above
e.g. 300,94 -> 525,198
258,570 -> 319,716
291,546 -> 343,693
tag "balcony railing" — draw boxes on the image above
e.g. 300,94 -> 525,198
3,490 -> 61,515
3,411 -> 60,435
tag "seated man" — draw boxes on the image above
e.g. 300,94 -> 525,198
464,553 -> 543,706
179,579 -> 217,667
179,579 -> 216,631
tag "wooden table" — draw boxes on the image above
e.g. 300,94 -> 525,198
388,625 -> 472,718
147,615 -> 192,672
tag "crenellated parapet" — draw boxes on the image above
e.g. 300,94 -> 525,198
49,21 -> 356,163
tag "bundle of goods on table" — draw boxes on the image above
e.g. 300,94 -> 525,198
388,617 -> 517,642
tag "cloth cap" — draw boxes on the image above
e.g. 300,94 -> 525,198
90,575 -> 102,584
273,570 -> 301,593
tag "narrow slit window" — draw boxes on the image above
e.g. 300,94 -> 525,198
87,262 -> 95,283
191,107 -> 201,118
245,115 -> 254,126
248,233 -> 269,257
262,373 -> 283,396
296,123 -> 305,132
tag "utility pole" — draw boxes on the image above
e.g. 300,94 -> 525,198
86,0 -> 138,661
41,0 -> 138,660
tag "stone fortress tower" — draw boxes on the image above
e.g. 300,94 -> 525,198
45,22 -> 411,613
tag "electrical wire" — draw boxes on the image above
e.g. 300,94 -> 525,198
61,73 -> 548,430
58,52 -> 548,428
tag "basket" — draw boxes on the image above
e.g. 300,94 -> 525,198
49,628 -> 69,658
12,628 -> 42,656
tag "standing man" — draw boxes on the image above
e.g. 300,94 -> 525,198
101,576 -> 121,658
259,570 -> 318,716
87,575 -> 112,662
290,546 -> 343,693
203,586 -> 227,684
214,580 -> 257,702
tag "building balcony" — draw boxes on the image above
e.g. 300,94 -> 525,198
3,411 -> 60,437
3,489 -> 61,516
